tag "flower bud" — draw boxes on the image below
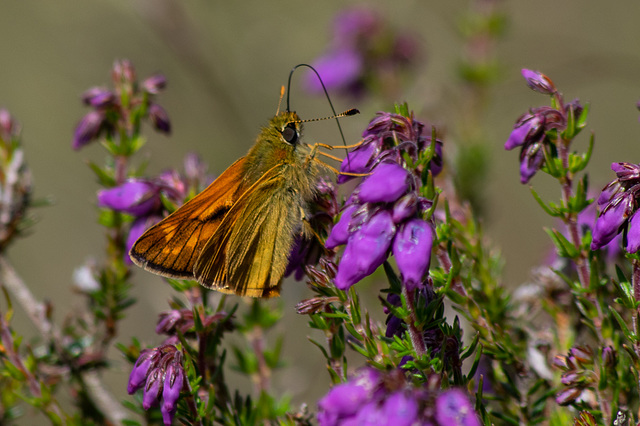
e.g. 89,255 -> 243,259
81,87 -> 115,108
143,74 -> 167,94
334,210 -> 395,290
326,204 -> 358,249
149,103 -> 171,134
97,180 -> 160,217
72,110 -> 105,150
357,162 -> 409,203
392,193 -> 417,223
392,219 -> 433,291
521,69 -> 556,95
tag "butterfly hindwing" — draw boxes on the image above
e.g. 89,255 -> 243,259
194,163 -> 304,297
129,157 -> 248,278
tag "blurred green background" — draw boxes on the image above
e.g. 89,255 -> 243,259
2,0 -> 640,420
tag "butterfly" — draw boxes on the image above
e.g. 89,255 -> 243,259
129,89 -> 358,297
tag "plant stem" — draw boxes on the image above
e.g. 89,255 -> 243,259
0,255 -> 128,425
402,285 -> 426,357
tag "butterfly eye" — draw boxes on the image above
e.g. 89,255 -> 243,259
281,123 -> 298,144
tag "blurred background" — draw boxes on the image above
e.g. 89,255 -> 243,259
2,0 -> 640,420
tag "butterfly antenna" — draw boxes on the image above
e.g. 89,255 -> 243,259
287,64 -> 357,153
276,85 -> 285,115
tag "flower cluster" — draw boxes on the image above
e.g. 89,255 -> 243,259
504,69 -> 585,184
155,307 -> 233,337
326,111 -> 440,291
317,367 -> 479,426
128,344 -> 185,425
305,7 -> 419,98
591,162 -> 640,253
72,59 -> 170,150
97,153 -> 211,261
0,109 -> 31,250
553,346 -> 614,406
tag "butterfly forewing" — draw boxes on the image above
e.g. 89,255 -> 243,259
194,164 -> 305,297
129,158 -> 248,277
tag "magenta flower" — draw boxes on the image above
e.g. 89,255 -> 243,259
72,111 -> 106,150
392,219 -> 434,291
435,389 -> 481,426
329,110 -> 438,291
504,69 -> 573,183
98,180 -> 161,217
127,345 -> 185,425
73,59 -> 170,149
334,210 -> 396,290
306,6 -> 419,98
591,162 -> 640,252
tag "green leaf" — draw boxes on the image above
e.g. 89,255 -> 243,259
530,187 -> 562,217
610,307 -> 635,342
545,228 -> 580,258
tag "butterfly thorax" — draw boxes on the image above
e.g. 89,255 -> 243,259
242,111 -> 318,200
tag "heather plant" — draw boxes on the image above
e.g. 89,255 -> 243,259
2,6 -> 640,426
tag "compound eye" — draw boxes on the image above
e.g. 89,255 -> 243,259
282,123 -> 298,144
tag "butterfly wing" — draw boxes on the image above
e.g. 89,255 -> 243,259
129,157 -> 248,278
194,163 -> 304,297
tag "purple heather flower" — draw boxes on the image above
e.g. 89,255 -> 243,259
127,349 -> 154,394
382,392 -> 418,426
81,87 -> 115,108
306,7 -> 418,98
143,368 -> 162,410
591,191 -> 633,250
326,204 -> 358,249
505,71 -> 571,183
392,193 -> 418,224
330,110 -> 438,291
149,103 -> 171,134
435,389 -> 480,426
338,139 -> 379,183
392,218 -> 434,291
521,69 -> 556,95
98,180 -> 161,217
72,110 -> 105,150
357,162 -> 410,203
128,345 -> 185,425
305,48 -> 364,94
143,74 -> 167,95
162,362 -> 184,424
334,209 -> 396,290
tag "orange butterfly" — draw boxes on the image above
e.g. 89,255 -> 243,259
130,94 -> 357,297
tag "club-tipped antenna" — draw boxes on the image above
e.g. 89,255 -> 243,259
287,64 -> 355,150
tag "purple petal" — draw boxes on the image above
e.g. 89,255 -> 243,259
72,110 -> 105,150
318,382 -> 369,421
382,392 -> 418,426
143,74 -> 167,95
161,363 -> 183,425
334,210 -> 395,290
338,141 -> 378,183
519,144 -> 545,184
392,193 -> 418,224
358,162 -> 409,203
435,389 -> 480,426
591,194 -> 632,250
326,205 -> 358,249
521,69 -> 556,95
142,369 -> 162,410
597,180 -> 621,207
306,48 -> 363,93
505,117 -> 537,151
98,180 -> 160,217
612,162 -> 640,181
127,350 -> 153,394
149,103 -> 171,134
353,401 -> 386,425
392,219 -> 433,291
82,87 -> 115,108
626,210 -> 640,253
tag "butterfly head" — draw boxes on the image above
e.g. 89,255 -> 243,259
271,111 -> 303,147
